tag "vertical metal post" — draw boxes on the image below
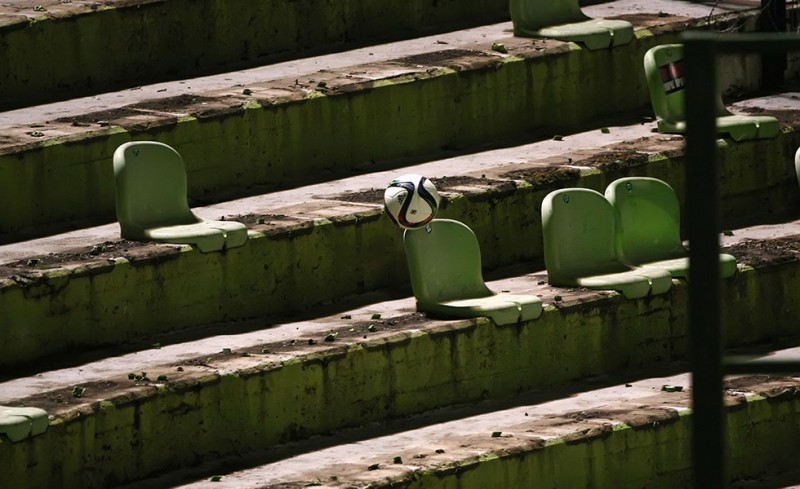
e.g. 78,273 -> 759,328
760,0 -> 787,87
684,35 -> 726,489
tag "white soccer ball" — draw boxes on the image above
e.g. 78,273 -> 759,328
383,174 -> 441,230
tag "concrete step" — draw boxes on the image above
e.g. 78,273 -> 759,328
1,3 -> 788,239
1,0 -> 768,111
2,2 -> 798,488
1,104 -> 798,369
0,0 -> 510,110
112,353 -> 800,489
2,280 -> 799,489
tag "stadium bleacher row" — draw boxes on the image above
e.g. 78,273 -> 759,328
2,0 -> 800,487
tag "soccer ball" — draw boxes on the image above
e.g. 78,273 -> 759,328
383,174 -> 441,230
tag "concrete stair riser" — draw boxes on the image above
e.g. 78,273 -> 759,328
402,419 -> 694,489
0,0 -> 509,110
4,16 -> 771,237
0,43 -> 648,235
0,214 -> 398,368
362,396 -> 800,489
2,5 -> 799,489
2,261 -> 800,488
609,130 -> 800,229
2,128 -> 800,368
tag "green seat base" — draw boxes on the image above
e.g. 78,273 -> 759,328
113,141 -> 249,253
636,253 -> 738,279
0,406 -> 48,442
551,266 -> 672,299
517,19 -> 634,50
418,293 -> 543,326
123,221 -> 248,253
657,114 -> 780,141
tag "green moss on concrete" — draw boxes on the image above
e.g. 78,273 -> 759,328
3,126 -> 800,367
723,262 -> 800,347
0,23 -> 695,236
716,131 -> 800,226
392,397 -> 800,489
2,263 -> 800,487
0,213 -> 407,366
0,130 -> 129,234
527,32 -> 658,128
0,0 -> 510,109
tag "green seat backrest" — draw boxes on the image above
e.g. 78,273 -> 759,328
541,188 -> 619,278
113,141 -> 199,229
404,219 -> 493,304
509,0 -> 587,30
795,147 -> 800,187
644,44 -> 728,124
605,177 -> 685,265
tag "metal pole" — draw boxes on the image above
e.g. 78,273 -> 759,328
682,31 -> 800,488
760,0 -> 787,87
684,34 -> 726,489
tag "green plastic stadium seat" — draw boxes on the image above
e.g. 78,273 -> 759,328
404,219 -> 543,325
0,406 -> 48,442
510,0 -> 633,50
541,188 -> 672,299
644,44 -> 779,141
605,177 -> 737,278
113,141 -> 248,252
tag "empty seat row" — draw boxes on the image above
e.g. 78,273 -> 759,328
110,37 -> 784,254
110,150 -> 768,328
400,177 -> 739,328
110,159 -> 734,329
543,178 -> 738,300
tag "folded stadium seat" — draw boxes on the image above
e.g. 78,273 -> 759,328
509,0 -> 633,50
113,141 -> 248,252
404,219 -> 543,325
644,43 -> 779,141
605,177 -> 737,278
0,405 -> 48,442
541,188 -> 672,299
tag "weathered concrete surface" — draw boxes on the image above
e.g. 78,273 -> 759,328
0,0 -> 510,110
1,7 -> 789,238
1,2 -> 798,488
146,366 -> 800,489
3,89 -> 800,261
0,0 -> 775,112
4,1 -> 789,127
1,292 -> 798,489
5,211 -> 800,400
1,118 -> 799,368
